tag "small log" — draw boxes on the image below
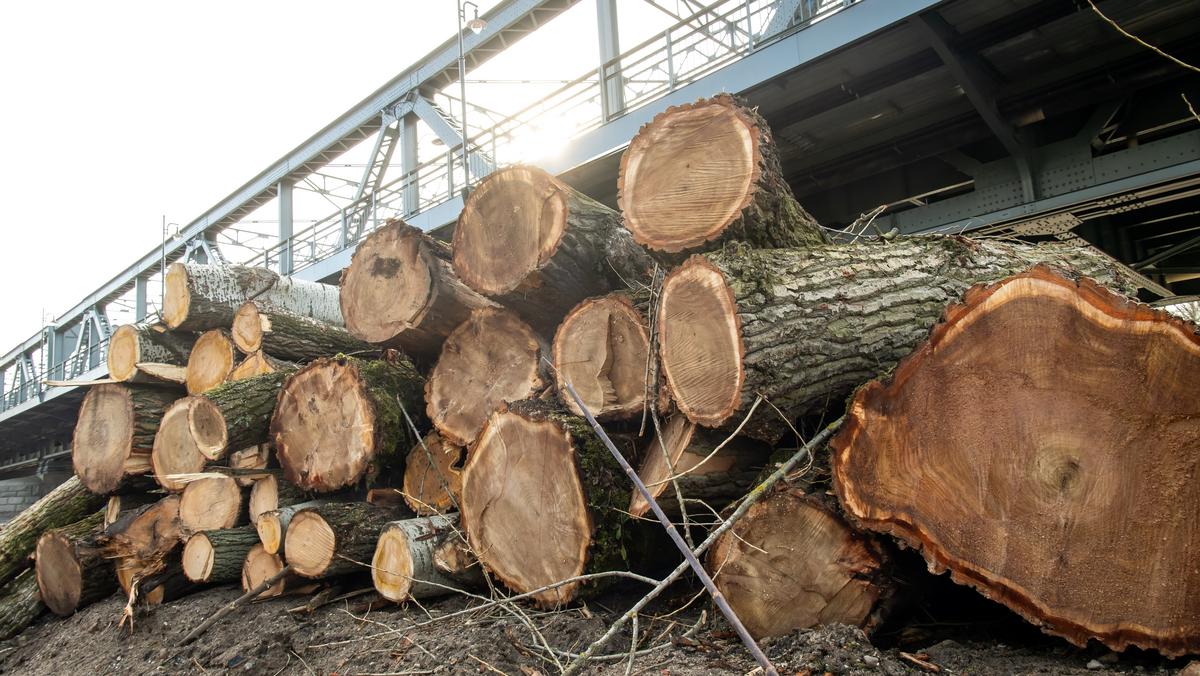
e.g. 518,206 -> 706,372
340,220 -> 497,360
453,165 -> 654,334
229,351 -> 295,380
107,324 -> 194,384
182,526 -> 260,584
151,399 -> 213,492
0,476 -> 104,588
256,500 -> 329,556
196,370 -> 296,460
232,301 -> 374,361
460,401 -> 632,607
656,236 -> 1131,443
133,363 -> 187,385
831,267 -> 1200,656
101,495 -> 183,567
163,262 -> 342,332
104,493 -> 158,529
366,488 -> 408,509
629,412 -> 769,519
248,474 -> 307,526
707,490 -> 891,640
241,544 -> 296,598
618,93 -> 827,258
35,511 -> 113,616
552,294 -> 651,421
117,557 -> 193,607
284,502 -> 394,579
0,569 -> 44,640
179,475 -> 247,533
73,384 -> 179,494
186,329 -> 237,395
273,355 -> 424,492
372,513 -> 483,603
401,432 -> 464,515
229,444 -> 271,487
425,308 -> 547,447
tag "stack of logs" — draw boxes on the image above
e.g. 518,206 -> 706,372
2,93 -> 1196,659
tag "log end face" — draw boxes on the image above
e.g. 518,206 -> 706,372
180,475 -> 242,533
341,221 -> 437,344
107,325 -> 141,382
230,352 -> 277,381
35,531 -> 83,616
256,512 -> 284,556
242,543 -> 286,597
402,433 -> 464,515
151,400 -> 210,493
186,330 -> 236,395
73,384 -> 136,495
372,525 -> 415,602
248,475 -> 280,526
285,510 -> 336,578
182,533 -> 215,583
231,302 -> 264,354
162,262 -> 190,330
188,397 -> 229,461
629,413 -> 697,518
553,294 -> 650,421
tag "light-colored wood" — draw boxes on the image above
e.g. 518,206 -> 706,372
107,323 -> 194,384
283,503 -> 393,579
248,474 -> 306,526
241,543 -> 292,598
552,294 -> 651,421
229,351 -> 294,380
232,300 -> 373,361
372,514 -> 483,602
163,262 -> 342,332
255,500 -> 327,556
73,385 -> 179,494
186,329 -> 237,395
34,511 -> 111,617
182,527 -> 260,584
179,475 -> 246,533
229,444 -> 271,487
151,398 -> 214,492
402,432 -> 464,515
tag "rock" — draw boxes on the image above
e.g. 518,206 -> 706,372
863,654 -> 880,666
1086,659 -> 1103,670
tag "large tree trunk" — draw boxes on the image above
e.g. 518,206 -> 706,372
182,526 -> 260,585
273,355 -> 423,492
340,220 -> 497,361
425,308 -> 548,447
179,475 -> 247,533
103,496 -> 186,607
460,400 -> 634,608
0,569 -> 44,640
452,166 -> 654,335
831,267 -> 1200,657
186,329 -> 238,395
73,385 -> 179,494
618,93 -> 828,258
34,511 -> 113,617
255,500 -> 330,556
0,477 -> 104,588
552,294 -> 652,422
107,324 -> 194,385
232,301 -> 374,362
163,262 -> 342,332
707,490 -> 892,640
248,474 -> 307,526
372,514 -> 483,603
284,502 -> 395,579
104,493 -> 158,529
657,236 -> 1132,443
402,432 -> 464,515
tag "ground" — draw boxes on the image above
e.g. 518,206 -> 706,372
0,580 -> 1192,675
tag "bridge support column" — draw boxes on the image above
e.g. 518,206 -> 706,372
596,0 -> 624,121
278,180 -> 294,275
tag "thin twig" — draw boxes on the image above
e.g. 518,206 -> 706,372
1086,0 -> 1200,74
181,565 -> 293,645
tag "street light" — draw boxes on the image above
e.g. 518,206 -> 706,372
457,1 -> 487,199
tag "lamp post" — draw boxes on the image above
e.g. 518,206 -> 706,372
457,1 -> 486,199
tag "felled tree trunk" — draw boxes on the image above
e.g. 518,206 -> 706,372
232,301 -> 374,362
284,502 -> 394,579
229,351 -> 295,381
118,557 -> 194,607
460,400 -> 632,608
104,494 -> 158,529
618,93 -> 828,258
552,294 -> 652,421
372,514 -> 483,603
103,495 -> 186,606
425,308 -> 548,447
831,267 -> 1200,657
0,477 -> 104,588
179,475 -> 247,533
255,500 -> 329,556
273,355 -> 423,492
242,543 -> 300,598
402,432 -> 464,515
248,474 -> 306,526
151,398 -> 211,493
186,330 -> 238,395
0,569 -> 44,640
708,490 -> 892,640
35,511 -> 112,616
657,236 -> 1131,443
453,166 -> 654,334
163,371 -> 294,468
107,324 -> 194,385
229,444 -> 271,487
182,526 -> 260,585
340,220 -> 497,361
73,385 -> 179,494
163,262 -> 342,332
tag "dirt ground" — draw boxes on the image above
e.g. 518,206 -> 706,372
0,578 -> 1193,676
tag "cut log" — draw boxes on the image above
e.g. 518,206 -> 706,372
425,308 -> 547,447
194,370 -> 296,461
656,236 -> 1131,442
232,301 -> 374,361
107,323 -> 194,384
707,490 -> 891,640
104,493 -> 158,529
241,544 -> 295,598
453,165 -> 654,334
101,495 -> 183,567
163,262 -> 342,332
552,294 -> 651,421
340,220 -> 497,360
182,526 -> 260,584
133,363 -> 188,385
229,351 -> 294,380
151,399 -> 213,492
248,474 -> 306,526
629,412 -> 769,518
831,266 -> 1200,656
618,93 -> 827,257
117,558 -> 193,607
460,401 -> 631,607
284,502 -> 394,579
0,476 -> 105,587
402,432 -> 464,515
35,511 -> 113,616
256,500 -> 329,556
179,475 -> 247,533
273,355 -> 424,492
186,329 -> 237,395
372,513 -> 483,603
0,569 -> 44,640
229,444 -> 271,487
73,384 -> 179,494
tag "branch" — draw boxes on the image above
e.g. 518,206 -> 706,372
180,564 -> 293,645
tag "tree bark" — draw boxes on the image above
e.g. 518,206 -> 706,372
248,474 -> 307,526
163,262 -> 342,332
453,166 -> 654,335
232,301 -> 375,362
0,477 -> 104,589
199,370 -> 294,459
402,432 -> 464,515
182,526 -> 260,584
340,220 -> 498,361
179,475 -> 248,534
831,266 -> 1200,657
100,495 -> 183,569
273,355 -> 424,492
73,385 -> 179,494
119,556 -> 195,607
105,493 -> 158,529
229,444 -> 271,487
657,236 -> 1133,443
372,513 -> 483,602
186,329 -> 238,395
552,293 -> 652,421
0,569 -> 44,640
284,502 -> 395,579
35,510 -> 112,617
618,93 -> 828,259
255,500 -> 330,556
107,323 -> 194,384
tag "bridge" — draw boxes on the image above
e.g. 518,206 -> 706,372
1,0 -> 1198,486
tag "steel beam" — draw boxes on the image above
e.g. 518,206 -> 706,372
401,112 -> 420,216
278,180 -> 294,275
1135,233 -> 1200,270
412,96 -> 492,179
134,277 -> 148,321
596,0 -> 625,120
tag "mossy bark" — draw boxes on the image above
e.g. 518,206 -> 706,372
0,476 -> 105,588
289,502 -> 396,579
187,527 -> 260,584
35,510 -> 113,616
203,369 -> 295,454
0,569 -> 44,640
237,302 -> 374,362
